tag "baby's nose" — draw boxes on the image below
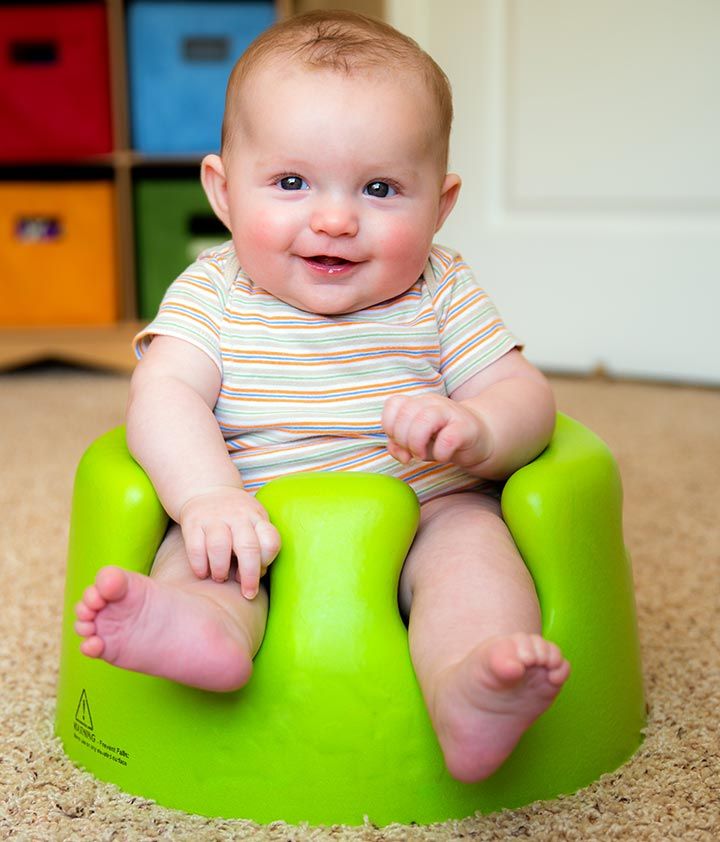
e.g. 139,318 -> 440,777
310,199 -> 359,237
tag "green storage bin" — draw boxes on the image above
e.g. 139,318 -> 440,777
134,176 -> 227,320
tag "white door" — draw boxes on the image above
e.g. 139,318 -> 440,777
389,0 -> 720,384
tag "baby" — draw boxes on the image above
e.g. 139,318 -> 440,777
75,10 -> 569,783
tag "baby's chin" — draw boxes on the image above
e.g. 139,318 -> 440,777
267,288 -> 395,317
284,299 -> 365,317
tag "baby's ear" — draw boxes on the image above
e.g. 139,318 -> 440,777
201,154 -> 232,230
435,173 -> 461,232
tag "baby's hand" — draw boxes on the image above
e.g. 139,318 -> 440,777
178,487 -> 280,599
382,394 -> 492,470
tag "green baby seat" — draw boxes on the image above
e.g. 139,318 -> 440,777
55,413 -> 645,826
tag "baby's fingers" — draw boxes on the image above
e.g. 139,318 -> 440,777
183,525 -> 210,579
383,396 -> 427,461
205,523 -> 234,582
255,519 -> 281,571
430,416 -> 471,464
232,522 -> 263,600
387,400 -> 447,462
386,438 -> 413,465
404,407 -> 448,461
381,394 -> 404,435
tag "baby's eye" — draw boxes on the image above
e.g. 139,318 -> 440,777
278,175 -> 308,191
364,181 -> 397,198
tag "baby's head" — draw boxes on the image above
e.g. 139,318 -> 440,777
221,10 -> 454,173
201,11 -> 461,315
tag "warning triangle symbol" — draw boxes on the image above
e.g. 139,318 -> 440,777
75,689 -> 94,730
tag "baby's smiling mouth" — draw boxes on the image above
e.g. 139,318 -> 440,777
303,255 -> 359,275
309,255 -> 352,266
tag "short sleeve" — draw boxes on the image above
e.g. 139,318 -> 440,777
427,248 -> 520,395
133,249 -> 231,375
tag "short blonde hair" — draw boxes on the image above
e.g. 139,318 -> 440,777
221,10 -> 453,168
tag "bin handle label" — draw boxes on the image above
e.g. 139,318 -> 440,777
182,36 -> 229,63
10,41 -> 59,65
15,217 -> 63,243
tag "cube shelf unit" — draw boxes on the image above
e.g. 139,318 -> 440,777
0,0 -> 293,373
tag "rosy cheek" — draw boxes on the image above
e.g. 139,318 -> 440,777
376,218 -> 430,264
244,209 -> 289,250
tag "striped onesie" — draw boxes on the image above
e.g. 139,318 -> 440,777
134,242 -> 518,503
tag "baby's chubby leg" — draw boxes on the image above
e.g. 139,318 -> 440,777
74,525 -> 268,691
400,492 -> 570,782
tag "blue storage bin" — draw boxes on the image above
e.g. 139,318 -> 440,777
127,1 -> 276,154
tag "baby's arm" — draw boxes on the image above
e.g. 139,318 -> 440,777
126,336 -> 280,597
382,349 -> 555,480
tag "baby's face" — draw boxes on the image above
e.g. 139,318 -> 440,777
219,63 -> 459,315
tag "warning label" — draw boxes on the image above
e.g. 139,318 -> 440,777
72,689 -> 130,767
75,689 -> 93,729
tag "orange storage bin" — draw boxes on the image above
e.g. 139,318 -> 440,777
0,181 -> 118,326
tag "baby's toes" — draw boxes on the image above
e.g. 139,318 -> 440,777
79,635 -> 105,658
82,584 -> 107,612
545,641 -> 564,670
75,600 -> 96,622
488,644 -> 526,683
525,634 -> 563,668
548,658 -> 571,686
524,634 -> 548,664
510,633 -> 543,665
74,619 -> 96,638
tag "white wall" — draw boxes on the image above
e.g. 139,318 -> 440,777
388,0 -> 720,384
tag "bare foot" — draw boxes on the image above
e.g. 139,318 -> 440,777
74,566 -> 254,692
431,633 -> 570,782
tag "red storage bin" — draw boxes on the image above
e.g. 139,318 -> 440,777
0,3 -> 113,161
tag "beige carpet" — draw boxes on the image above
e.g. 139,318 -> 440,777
1,366 -> 718,840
